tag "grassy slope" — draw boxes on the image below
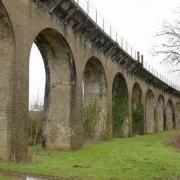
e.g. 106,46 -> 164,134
0,130 -> 180,180
0,175 -> 19,180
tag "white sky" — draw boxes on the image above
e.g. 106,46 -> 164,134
29,0 -> 180,106
29,45 -> 45,106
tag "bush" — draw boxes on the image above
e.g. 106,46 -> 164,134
132,104 -> 144,135
84,102 -> 101,139
28,111 -> 44,146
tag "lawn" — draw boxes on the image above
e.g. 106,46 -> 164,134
0,130 -> 180,180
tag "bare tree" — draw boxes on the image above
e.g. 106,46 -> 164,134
29,93 -> 44,146
153,9 -> 180,72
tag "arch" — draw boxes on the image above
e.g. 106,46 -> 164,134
175,102 -> 180,129
83,57 -> 108,141
167,99 -> 175,129
31,28 -> 76,149
0,1 -> 16,159
145,90 -> 156,133
112,73 -> 129,137
131,83 -> 144,135
156,95 -> 166,131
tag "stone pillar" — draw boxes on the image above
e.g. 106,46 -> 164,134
128,95 -> 133,136
12,36 -> 29,161
175,102 -> 180,129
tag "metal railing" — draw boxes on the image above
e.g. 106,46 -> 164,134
143,61 -> 180,91
73,0 -> 180,91
74,0 -> 137,59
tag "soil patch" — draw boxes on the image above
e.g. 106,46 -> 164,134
167,134 -> 180,150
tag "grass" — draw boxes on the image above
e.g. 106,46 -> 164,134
0,130 -> 180,180
0,175 -> 19,180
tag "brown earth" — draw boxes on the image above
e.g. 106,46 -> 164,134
167,134 -> 180,150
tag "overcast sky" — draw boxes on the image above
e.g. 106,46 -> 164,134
29,0 -> 180,106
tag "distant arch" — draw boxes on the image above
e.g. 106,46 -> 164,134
167,99 -> 175,129
175,102 -> 180,128
131,83 -> 144,135
112,73 -> 129,137
83,57 -> 108,141
156,95 -> 166,131
145,90 -> 156,133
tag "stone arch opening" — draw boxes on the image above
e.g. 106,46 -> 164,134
145,90 -> 156,133
30,28 -> 76,149
132,83 -> 144,135
29,43 -> 45,146
167,99 -> 175,129
83,57 -> 108,142
112,73 -> 128,138
157,95 -> 166,131
175,102 -> 180,129
0,1 -> 16,159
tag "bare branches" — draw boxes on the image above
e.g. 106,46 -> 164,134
153,12 -> 180,71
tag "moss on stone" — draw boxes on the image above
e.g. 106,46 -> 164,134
83,102 -> 101,139
132,103 -> 144,135
112,75 -> 128,137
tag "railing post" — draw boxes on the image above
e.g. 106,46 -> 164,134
87,0 -> 89,14
95,9 -> 97,24
121,38 -> 123,48
141,55 -> 144,65
137,52 -> 140,62
110,26 -> 112,37
103,18 -> 105,31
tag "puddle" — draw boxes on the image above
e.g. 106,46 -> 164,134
0,169 -> 56,180
26,177 -> 48,180
26,177 -> 42,180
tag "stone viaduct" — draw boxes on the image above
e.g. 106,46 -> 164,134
0,0 -> 180,161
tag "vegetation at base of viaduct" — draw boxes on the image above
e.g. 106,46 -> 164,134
132,104 -> 144,135
132,83 -> 145,135
0,130 -> 180,180
83,102 -> 101,140
112,74 -> 128,137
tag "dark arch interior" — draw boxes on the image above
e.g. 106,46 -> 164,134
157,95 -> 166,131
112,73 -> 128,138
29,28 -> 76,149
83,57 -> 107,141
145,90 -> 156,133
167,100 -> 175,129
176,102 -> 180,128
132,83 -> 144,135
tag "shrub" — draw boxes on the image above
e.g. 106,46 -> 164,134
28,111 -> 44,146
83,102 -> 101,139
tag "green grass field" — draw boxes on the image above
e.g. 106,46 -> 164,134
0,130 -> 180,180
